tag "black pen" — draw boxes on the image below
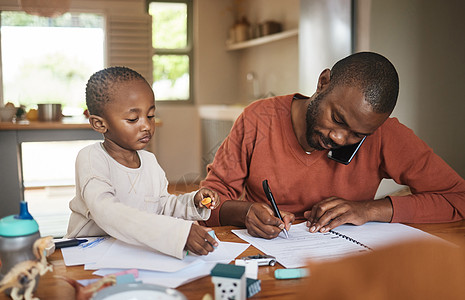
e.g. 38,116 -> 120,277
262,179 -> 289,238
55,238 -> 88,249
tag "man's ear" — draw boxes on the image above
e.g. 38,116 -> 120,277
316,69 -> 331,93
89,115 -> 107,133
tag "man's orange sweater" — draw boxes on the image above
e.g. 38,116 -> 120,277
201,94 -> 465,226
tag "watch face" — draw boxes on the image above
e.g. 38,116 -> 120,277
93,283 -> 187,300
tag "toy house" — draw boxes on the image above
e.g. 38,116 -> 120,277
211,263 -> 246,300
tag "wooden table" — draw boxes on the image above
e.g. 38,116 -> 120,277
1,221 -> 465,300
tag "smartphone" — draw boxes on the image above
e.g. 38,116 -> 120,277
327,136 -> 366,165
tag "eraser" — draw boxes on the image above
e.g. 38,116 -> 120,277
274,268 -> 309,279
116,273 -> 137,284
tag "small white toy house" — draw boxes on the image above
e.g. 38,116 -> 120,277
211,263 -> 246,300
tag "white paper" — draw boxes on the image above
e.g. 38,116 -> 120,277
93,262 -> 216,288
62,232 -> 250,273
89,239 -> 201,272
61,237 -> 114,266
193,241 -> 250,262
232,222 -> 443,268
92,242 -> 250,288
331,222 -> 447,249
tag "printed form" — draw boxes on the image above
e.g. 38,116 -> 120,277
232,222 -> 445,268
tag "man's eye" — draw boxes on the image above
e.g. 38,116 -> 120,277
332,115 -> 344,125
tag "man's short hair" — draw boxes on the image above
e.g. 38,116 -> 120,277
330,52 -> 399,114
86,66 -> 147,116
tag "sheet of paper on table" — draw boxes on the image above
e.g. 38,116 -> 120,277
62,236 -> 250,288
232,222 -> 447,268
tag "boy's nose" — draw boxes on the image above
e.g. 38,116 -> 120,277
140,117 -> 152,131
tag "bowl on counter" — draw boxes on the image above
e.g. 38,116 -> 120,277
0,107 -> 16,122
38,103 -> 62,122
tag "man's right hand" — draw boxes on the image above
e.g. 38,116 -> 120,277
244,203 -> 295,239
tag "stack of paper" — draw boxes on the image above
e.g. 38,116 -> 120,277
61,236 -> 250,288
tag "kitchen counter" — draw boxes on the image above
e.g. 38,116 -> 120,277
0,117 -> 162,130
0,117 -> 162,218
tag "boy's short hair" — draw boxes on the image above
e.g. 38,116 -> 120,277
86,66 -> 148,116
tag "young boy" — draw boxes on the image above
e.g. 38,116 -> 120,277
66,66 -> 219,259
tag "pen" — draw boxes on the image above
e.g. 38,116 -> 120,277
54,238 -> 88,249
262,179 -> 289,238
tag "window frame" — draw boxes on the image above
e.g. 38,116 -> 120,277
147,0 -> 193,104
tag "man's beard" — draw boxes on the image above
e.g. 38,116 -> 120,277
305,93 -> 339,151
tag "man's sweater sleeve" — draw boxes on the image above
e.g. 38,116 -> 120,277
380,119 -> 465,223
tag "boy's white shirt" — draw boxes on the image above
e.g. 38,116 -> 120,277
65,142 -> 211,259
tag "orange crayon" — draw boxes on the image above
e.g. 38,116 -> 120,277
201,197 -> 212,208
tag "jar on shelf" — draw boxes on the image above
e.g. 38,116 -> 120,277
234,17 -> 250,43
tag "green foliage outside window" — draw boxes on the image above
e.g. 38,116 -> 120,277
150,3 -> 186,49
149,2 -> 190,99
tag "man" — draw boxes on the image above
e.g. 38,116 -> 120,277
201,52 -> 465,238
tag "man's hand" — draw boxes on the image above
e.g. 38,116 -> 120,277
245,203 -> 295,239
185,224 -> 218,255
304,197 -> 393,233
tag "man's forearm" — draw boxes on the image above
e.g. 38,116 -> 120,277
219,200 -> 253,227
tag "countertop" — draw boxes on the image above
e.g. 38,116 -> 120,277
0,117 -> 162,130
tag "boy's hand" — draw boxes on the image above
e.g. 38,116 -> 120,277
185,224 -> 217,256
195,188 -> 220,209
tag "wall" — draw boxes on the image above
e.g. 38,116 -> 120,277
299,0 -> 353,96
366,0 -> 465,180
157,0 -> 300,182
238,0 -> 300,102
155,0 -> 238,182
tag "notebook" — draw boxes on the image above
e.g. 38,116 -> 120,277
232,222 -> 447,268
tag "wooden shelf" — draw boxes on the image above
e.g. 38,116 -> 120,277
226,28 -> 299,51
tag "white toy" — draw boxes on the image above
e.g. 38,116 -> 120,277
210,263 -> 246,300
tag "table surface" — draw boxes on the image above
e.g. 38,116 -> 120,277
1,221 -> 465,300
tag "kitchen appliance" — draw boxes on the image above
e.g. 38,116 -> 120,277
38,103 -> 62,122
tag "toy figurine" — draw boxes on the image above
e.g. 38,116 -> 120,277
0,236 -> 54,300
57,275 -> 117,300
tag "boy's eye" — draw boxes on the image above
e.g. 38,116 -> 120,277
148,115 -> 155,119
127,118 -> 138,122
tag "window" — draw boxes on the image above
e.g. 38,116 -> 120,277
148,0 -> 193,102
0,11 -> 104,115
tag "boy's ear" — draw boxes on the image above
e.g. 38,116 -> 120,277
89,115 -> 107,133
316,69 -> 331,93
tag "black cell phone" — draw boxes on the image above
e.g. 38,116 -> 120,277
327,136 -> 366,165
